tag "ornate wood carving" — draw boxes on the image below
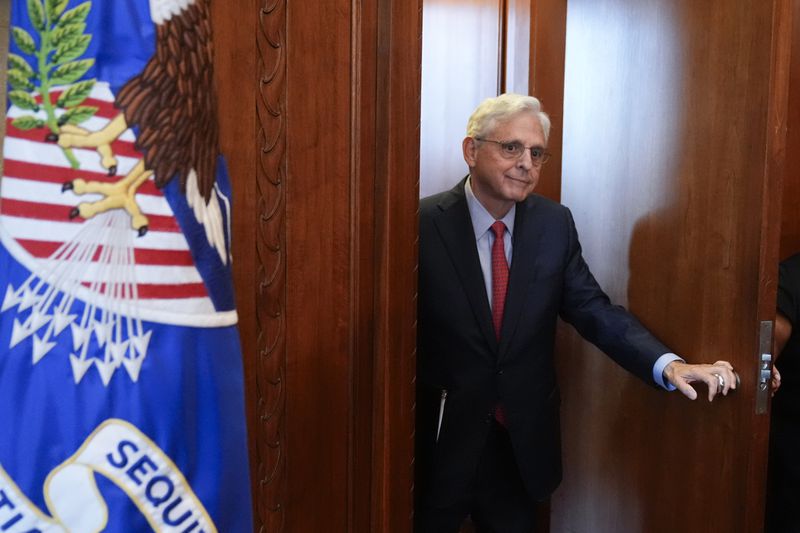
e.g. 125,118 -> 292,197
254,0 -> 287,531
217,0 -> 419,529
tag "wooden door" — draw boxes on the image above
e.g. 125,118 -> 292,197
549,1 -> 791,532
781,0 -> 800,260
212,1 -> 421,531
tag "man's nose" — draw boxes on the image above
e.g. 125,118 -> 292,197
516,150 -> 533,170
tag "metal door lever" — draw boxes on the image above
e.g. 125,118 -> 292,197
756,321 -> 773,414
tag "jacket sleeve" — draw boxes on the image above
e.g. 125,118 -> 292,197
557,207 -> 669,385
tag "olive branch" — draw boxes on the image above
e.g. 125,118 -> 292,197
7,0 -> 96,169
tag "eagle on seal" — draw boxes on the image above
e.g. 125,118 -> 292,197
53,0 -> 226,262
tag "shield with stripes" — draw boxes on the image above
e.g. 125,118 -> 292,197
0,1 -> 252,531
2,81 -> 235,383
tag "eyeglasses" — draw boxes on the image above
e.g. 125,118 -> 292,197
475,138 -> 551,166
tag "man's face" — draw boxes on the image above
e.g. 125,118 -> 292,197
463,111 -> 546,218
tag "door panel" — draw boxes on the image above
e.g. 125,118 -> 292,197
213,0 -> 421,531
781,0 -> 800,260
420,0 -> 502,197
529,0 -> 567,203
552,1 -> 790,532
505,0 -> 531,94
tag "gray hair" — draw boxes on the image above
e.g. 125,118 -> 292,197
466,93 -> 551,143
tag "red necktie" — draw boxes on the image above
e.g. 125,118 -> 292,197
490,221 -> 509,427
490,221 -> 509,339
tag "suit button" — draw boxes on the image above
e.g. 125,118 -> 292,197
497,369 -> 504,375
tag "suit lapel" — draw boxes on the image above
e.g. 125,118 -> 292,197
433,181 -> 499,353
498,196 -> 547,359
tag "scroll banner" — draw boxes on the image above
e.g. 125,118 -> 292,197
0,420 -> 215,532
1,0 -> 253,531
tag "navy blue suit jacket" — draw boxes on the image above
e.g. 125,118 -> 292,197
416,178 -> 669,506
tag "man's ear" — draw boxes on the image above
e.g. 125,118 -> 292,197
463,137 -> 477,167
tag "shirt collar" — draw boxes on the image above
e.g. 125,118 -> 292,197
465,176 -> 516,239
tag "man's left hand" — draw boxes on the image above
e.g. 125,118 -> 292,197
663,360 -> 738,401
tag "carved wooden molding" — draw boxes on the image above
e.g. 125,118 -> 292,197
254,0 -> 287,531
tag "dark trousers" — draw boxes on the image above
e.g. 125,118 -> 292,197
766,404 -> 800,533
415,420 -> 538,533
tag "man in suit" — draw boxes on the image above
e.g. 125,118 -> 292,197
415,93 -> 738,533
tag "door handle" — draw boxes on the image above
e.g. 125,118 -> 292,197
756,320 -> 773,415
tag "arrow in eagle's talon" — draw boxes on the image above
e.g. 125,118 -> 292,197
108,165 -> 117,177
61,182 -> 74,192
137,226 -> 149,238
68,207 -> 80,219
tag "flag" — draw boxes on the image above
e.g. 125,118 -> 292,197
0,1 -> 253,531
